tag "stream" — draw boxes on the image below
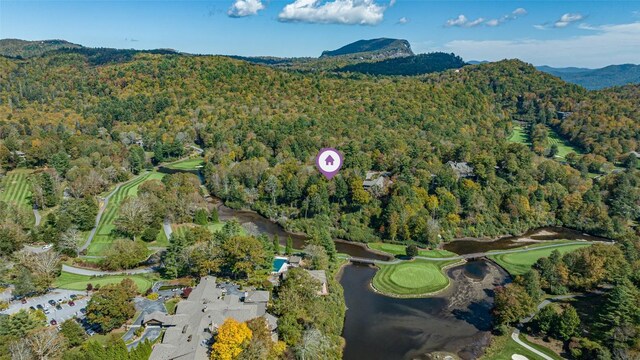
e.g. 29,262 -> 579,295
159,166 -> 604,359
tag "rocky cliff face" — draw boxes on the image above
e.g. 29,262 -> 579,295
320,38 -> 414,60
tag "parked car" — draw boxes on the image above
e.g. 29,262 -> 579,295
80,307 -> 86,314
29,306 -> 36,311
42,244 -> 53,250
36,304 -> 44,310
69,301 -> 75,307
48,300 -> 56,306
87,329 -> 95,336
56,304 -> 62,310
44,309 -> 50,314
50,319 -> 57,326
70,294 -> 77,300
20,298 -> 27,304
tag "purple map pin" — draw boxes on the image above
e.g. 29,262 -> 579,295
315,148 -> 343,180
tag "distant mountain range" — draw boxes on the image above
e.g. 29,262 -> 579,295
320,38 -> 414,60
4,38 -> 637,89
0,39 -> 82,58
536,64 -> 640,89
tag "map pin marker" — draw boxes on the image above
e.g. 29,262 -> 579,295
315,148 -> 343,180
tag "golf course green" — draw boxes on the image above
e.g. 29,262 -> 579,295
488,243 -> 592,275
372,259 -> 461,297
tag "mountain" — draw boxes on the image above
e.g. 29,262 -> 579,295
0,39 -> 82,58
320,38 -> 414,60
537,64 -> 640,89
338,52 -> 466,76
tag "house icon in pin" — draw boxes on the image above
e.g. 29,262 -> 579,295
325,155 -> 335,166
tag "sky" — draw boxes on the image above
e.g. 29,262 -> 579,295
1,0 -> 639,68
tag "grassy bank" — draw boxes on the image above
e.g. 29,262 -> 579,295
508,124 -> 530,145
481,333 -> 562,360
54,271 -> 156,292
0,169 -> 35,223
372,259 -> 460,297
367,242 -> 457,258
489,243 -> 591,275
164,158 -> 204,170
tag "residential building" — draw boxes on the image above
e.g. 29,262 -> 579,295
447,161 -> 474,179
147,276 -> 276,360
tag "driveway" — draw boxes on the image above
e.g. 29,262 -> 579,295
1,289 -> 89,325
122,297 -> 167,341
127,326 -> 162,349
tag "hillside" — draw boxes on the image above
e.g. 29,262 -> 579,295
537,64 -> 640,89
338,52 -> 466,76
320,38 -> 413,59
0,39 -> 82,58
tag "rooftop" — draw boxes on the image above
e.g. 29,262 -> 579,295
148,276 -> 276,360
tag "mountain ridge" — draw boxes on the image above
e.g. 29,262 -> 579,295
320,38 -> 414,60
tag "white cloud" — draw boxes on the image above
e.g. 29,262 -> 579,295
389,0 -> 396,7
397,16 -> 408,24
228,0 -> 265,17
632,10 -> 639,18
445,8 -> 526,28
554,13 -> 584,28
278,0 -> 386,25
434,21 -> 640,68
512,8 -> 527,16
536,12 -> 585,29
445,14 -> 485,28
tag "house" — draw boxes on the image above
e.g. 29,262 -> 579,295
325,155 -> 335,166
306,270 -> 329,296
362,171 -> 392,191
447,161 -> 474,179
557,111 -> 573,120
147,276 -> 277,360
288,256 -> 302,267
10,151 -> 26,160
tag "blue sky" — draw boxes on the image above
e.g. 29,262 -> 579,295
1,0 -> 639,67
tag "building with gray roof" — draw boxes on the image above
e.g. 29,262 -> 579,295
147,276 -> 276,360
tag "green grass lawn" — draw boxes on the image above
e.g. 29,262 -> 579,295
489,243 -> 591,275
481,333 -> 561,360
372,259 -> 459,297
165,158 -> 204,170
54,271 -> 156,292
548,127 -> 582,159
87,171 -> 165,256
164,298 -> 180,315
508,124 -> 530,145
368,242 -> 457,258
0,169 -> 35,223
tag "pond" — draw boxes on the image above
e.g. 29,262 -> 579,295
340,261 -> 509,360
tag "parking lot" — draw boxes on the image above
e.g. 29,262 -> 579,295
2,289 -> 89,325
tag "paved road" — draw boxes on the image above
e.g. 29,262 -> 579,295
127,326 -> 162,349
62,264 -> 156,276
511,329 -> 555,360
348,241 -> 606,265
163,219 -> 173,241
510,294 -> 578,359
33,208 -> 41,227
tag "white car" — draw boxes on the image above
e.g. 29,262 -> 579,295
42,244 -> 53,250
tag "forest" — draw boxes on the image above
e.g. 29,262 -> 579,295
0,48 -> 638,359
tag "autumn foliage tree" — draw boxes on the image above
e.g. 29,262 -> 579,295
211,318 -> 252,360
